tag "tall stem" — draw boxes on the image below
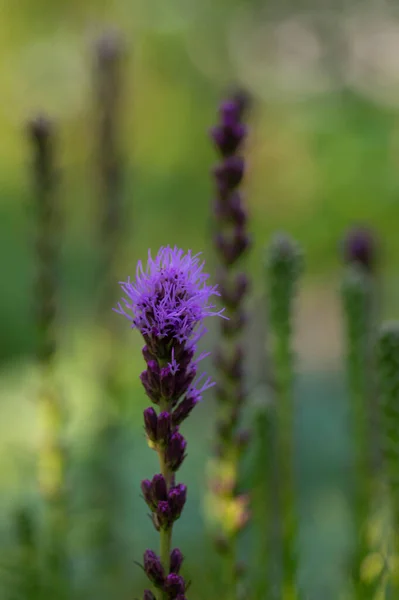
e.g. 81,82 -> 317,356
29,115 -> 68,591
266,234 -> 303,600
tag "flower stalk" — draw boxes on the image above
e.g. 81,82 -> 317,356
265,233 -> 303,600
92,30 -> 128,587
209,91 -> 251,596
115,246 -> 223,599
342,266 -> 375,597
377,323 -> 399,596
29,115 -> 68,584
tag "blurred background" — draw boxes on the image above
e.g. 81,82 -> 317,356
1,0 -> 399,598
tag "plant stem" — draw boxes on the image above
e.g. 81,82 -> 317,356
273,331 -> 297,600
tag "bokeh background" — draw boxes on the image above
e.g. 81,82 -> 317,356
1,0 -> 399,598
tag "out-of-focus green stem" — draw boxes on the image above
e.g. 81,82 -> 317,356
342,265 -> 374,598
266,233 -> 303,600
377,324 -> 399,598
252,402 -> 273,600
29,115 -> 68,588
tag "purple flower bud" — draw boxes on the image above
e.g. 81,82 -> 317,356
140,370 -> 159,404
159,365 -> 175,399
141,479 -> 155,509
144,407 -> 158,442
210,123 -> 246,157
164,573 -> 186,596
142,345 -> 153,362
151,474 -> 168,504
214,156 -> 245,191
165,432 -> 187,471
172,392 -> 199,426
343,226 -> 376,272
214,229 -> 250,266
143,591 -> 156,600
168,484 -> 187,521
143,549 -> 165,587
173,365 -> 197,401
156,412 -> 171,446
220,99 -> 241,125
170,548 -> 184,574
156,500 -> 172,530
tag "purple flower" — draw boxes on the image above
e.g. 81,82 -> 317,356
115,246 -> 223,345
117,246 -> 223,597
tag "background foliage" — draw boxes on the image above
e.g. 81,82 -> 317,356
2,0 -> 399,598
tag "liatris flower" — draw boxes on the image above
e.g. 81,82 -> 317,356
265,233 -> 303,600
29,115 -> 68,582
115,246 -> 223,598
208,92 -> 251,596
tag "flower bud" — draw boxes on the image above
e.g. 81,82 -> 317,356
143,549 -> 165,587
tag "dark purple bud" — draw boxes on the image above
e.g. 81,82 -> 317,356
156,500 -> 172,530
143,591 -> 156,600
164,573 -> 186,597
172,393 -> 199,426
176,346 -> 195,371
159,365 -> 175,399
214,156 -> 245,191
151,474 -> 168,503
217,269 -> 249,308
214,229 -> 250,266
168,484 -> 187,521
165,432 -> 187,471
170,548 -> 184,574
211,123 -> 246,157
144,407 -> 158,442
140,370 -> 159,404
141,479 -> 155,510
142,345 -> 154,363
173,365 -> 197,402
220,99 -> 241,125
343,226 -> 376,272
157,412 -> 171,445
143,549 -> 165,587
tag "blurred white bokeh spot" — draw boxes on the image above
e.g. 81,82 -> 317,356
343,7 -> 399,106
228,8 -> 335,102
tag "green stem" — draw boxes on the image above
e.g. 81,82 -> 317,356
273,332 -> 297,600
252,405 -> 272,600
158,401 -> 174,600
